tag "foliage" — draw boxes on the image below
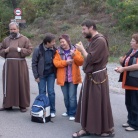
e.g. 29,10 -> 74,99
19,0 -> 36,23
59,23 -> 71,31
82,0 -> 106,12
107,0 -> 138,31
0,1 -> 13,41
29,0 -> 57,18
0,0 -> 137,58
21,31 -> 34,39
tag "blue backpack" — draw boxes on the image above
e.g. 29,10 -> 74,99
31,94 -> 51,123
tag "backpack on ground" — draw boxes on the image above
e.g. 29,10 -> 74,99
31,94 -> 51,123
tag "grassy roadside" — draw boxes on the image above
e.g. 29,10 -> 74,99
109,56 -> 119,63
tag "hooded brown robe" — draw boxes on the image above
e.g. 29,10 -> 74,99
0,34 -> 32,108
75,34 -> 114,134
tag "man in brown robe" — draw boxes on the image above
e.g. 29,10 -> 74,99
72,19 -> 114,137
0,22 -> 32,112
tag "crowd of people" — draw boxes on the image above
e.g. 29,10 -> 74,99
0,19 -> 138,137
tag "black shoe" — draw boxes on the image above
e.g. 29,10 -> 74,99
5,107 -> 13,110
0,107 -> 12,111
0,108 -> 5,111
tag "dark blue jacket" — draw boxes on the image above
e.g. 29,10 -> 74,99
32,43 -> 57,79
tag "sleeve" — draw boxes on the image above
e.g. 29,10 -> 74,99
73,50 -> 84,66
53,51 -> 67,68
0,39 -> 7,58
32,47 -> 39,79
86,38 -> 108,66
20,37 -> 33,58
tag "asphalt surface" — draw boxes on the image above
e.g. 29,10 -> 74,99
0,57 -> 138,138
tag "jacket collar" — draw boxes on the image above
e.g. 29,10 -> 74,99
39,42 -> 56,55
58,45 -> 76,55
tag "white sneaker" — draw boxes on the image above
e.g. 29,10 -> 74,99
62,112 -> 68,117
125,127 -> 135,131
69,117 -> 75,121
122,123 -> 129,127
51,113 -> 56,118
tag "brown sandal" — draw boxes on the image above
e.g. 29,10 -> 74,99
72,129 -> 90,138
100,129 -> 115,137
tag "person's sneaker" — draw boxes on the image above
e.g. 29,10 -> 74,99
69,117 -> 75,121
62,112 -> 68,117
51,113 -> 56,118
122,123 -> 129,127
125,127 -> 135,131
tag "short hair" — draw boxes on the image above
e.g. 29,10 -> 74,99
132,33 -> 138,44
81,19 -> 97,30
43,33 -> 55,44
9,22 -> 19,29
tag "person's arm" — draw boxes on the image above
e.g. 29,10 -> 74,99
71,49 -> 84,66
119,56 -> 126,65
0,38 -> 9,58
53,51 -> 68,68
76,42 -> 88,58
32,48 -> 39,79
20,37 -> 32,57
115,64 -> 138,73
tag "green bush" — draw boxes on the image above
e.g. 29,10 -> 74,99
107,0 -> 138,31
21,31 -> 34,39
0,1 -> 13,41
59,23 -> 71,31
19,0 -> 36,23
82,0 -> 106,12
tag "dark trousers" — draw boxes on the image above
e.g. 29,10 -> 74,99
125,89 -> 138,129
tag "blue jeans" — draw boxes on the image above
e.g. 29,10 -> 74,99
38,73 -> 55,113
61,82 -> 78,117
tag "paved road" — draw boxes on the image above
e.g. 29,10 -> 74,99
0,57 -> 138,138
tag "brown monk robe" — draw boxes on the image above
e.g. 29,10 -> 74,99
73,19 -> 114,138
0,22 -> 32,112
75,34 -> 114,134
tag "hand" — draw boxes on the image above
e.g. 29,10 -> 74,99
17,47 -> 21,52
75,41 -> 84,53
66,59 -> 73,65
5,47 -> 9,53
70,50 -> 75,57
35,78 -> 40,83
114,67 -> 124,73
119,56 -> 125,65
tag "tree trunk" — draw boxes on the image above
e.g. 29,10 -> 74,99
11,0 -> 17,8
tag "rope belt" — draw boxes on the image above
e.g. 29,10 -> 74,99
87,68 -> 107,84
4,58 -> 25,97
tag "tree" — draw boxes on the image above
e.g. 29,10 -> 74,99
107,0 -> 138,30
11,0 -> 17,8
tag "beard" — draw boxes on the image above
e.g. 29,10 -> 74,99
84,33 -> 92,39
10,32 -> 18,38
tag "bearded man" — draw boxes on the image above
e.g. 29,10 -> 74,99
0,22 -> 32,112
72,19 -> 114,137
